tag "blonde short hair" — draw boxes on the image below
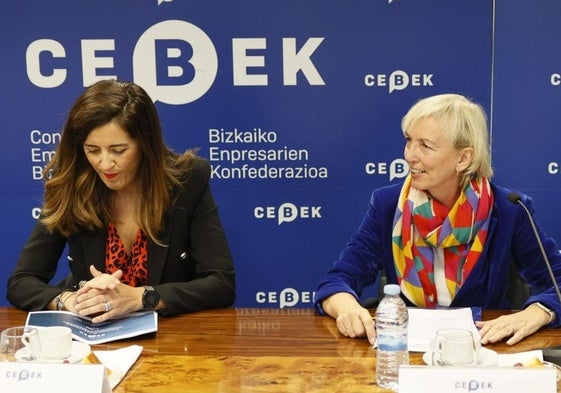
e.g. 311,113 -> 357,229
401,93 -> 493,187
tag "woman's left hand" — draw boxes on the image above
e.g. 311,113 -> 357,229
475,304 -> 551,345
74,265 -> 143,323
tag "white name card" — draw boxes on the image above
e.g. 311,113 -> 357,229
0,362 -> 111,393
399,365 -> 556,393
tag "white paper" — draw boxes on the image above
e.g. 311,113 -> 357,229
93,344 -> 143,389
406,307 -> 479,352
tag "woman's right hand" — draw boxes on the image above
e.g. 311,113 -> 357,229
73,265 -> 131,322
322,292 -> 376,345
78,265 -> 122,291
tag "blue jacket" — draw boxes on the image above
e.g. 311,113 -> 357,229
315,182 -> 561,326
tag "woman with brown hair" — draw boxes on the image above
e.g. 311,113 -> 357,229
8,80 -> 235,322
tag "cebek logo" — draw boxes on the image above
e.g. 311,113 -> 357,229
256,288 -> 315,308
157,0 -> 173,4
365,158 -> 409,180
254,202 -> 322,225
364,70 -> 434,93
26,21 -> 325,104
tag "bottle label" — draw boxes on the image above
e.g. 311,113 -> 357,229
377,333 -> 407,351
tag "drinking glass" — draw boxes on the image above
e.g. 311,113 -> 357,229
431,328 -> 479,366
0,326 -> 41,362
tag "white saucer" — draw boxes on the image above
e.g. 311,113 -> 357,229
423,347 -> 498,367
15,341 -> 91,363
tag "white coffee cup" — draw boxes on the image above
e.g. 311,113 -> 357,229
37,326 -> 73,359
431,328 -> 480,366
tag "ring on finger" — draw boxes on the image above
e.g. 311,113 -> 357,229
104,301 -> 112,312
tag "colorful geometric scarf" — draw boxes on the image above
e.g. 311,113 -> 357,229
392,175 -> 494,308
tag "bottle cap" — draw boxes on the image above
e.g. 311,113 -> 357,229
383,284 -> 401,296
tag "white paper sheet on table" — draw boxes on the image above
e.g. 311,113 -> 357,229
406,307 -> 479,352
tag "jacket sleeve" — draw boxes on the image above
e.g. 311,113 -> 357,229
514,193 -> 561,327
154,158 -> 236,316
7,221 -> 68,310
314,186 -> 395,314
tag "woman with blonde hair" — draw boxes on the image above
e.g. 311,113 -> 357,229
315,93 -> 561,346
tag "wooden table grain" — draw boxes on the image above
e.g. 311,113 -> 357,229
1,307 -> 561,392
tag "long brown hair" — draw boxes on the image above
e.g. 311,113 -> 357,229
41,80 -> 195,244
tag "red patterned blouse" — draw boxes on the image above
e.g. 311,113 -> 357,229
104,223 -> 148,287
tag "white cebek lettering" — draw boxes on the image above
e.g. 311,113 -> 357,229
390,158 -> 409,180
253,203 -> 322,223
255,289 -> 315,308
26,22 -> 326,103
253,207 -> 265,218
133,20 -> 218,105
389,70 -> 409,93
26,39 -> 67,88
364,71 -> 434,92
282,37 -> 325,86
278,202 -> 298,225
255,292 -> 266,303
232,38 -> 268,86
364,159 -> 408,180
280,288 -> 299,308
232,37 -> 326,86
32,207 -> 41,219
26,39 -> 117,88
81,39 -> 116,86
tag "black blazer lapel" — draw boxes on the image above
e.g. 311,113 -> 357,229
79,228 -> 106,279
147,211 -> 173,285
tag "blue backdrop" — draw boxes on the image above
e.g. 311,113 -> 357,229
1,0 -> 558,309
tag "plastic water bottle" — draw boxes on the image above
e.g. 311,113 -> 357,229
375,284 -> 409,391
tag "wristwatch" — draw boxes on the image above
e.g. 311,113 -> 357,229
534,302 -> 556,324
142,286 -> 160,310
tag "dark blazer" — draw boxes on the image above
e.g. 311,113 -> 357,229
7,157 -> 235,316
314,182 -> 561,326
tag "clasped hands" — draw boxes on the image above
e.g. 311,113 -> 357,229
68,265 -> 144,323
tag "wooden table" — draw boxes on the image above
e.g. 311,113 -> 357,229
2,307 -> 561,392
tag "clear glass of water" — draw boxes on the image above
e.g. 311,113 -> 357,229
0,326 -> 41,362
